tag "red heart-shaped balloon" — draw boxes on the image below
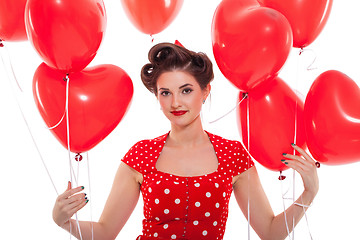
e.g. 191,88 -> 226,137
304,70 -> 360,165
121,0 -> 184,35
212,0 -> 293,91
33,63 -> 133,153
237,77 -> 306,172
25,0 -> 107,73
0,0 -> 28,41
258,0 -> 333,48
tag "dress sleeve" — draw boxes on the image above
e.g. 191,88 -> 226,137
121,141 -> 143,174
232,141 -> 254,176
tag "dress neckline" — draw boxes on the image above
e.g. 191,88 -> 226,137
154,130 -> 221,178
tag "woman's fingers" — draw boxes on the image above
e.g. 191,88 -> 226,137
282,144 -> 316,167
281,158 -> 305,174
63,185 -> 85,198
57,183 -> 87,213
67,181 -> 71,191
281,144 -> 320,196
52,182 -> 89,227
65,193 -> 87,205
65,195 -> 88,213
291,144 -> 315,165
71,197 -> 89,213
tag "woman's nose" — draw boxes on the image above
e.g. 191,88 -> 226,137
171,94 -> 181,108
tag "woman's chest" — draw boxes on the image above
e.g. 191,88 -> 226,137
155,145 -> 219,176
140,172 -> 234,221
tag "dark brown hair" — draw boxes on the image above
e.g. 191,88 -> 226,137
141,42 -> 214,95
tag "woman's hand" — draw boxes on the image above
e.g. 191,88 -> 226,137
52,182 -> 88,228
282,144 -> 319,198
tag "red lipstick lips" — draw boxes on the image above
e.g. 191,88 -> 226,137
171,110 -> 187,116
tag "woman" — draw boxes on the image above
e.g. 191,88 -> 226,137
53,42 -> 319,240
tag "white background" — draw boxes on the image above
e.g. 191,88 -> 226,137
1,0 -> 359,239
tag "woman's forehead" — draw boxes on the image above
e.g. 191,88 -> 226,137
157,71 -> 199,88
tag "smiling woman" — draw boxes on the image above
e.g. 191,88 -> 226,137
1,1 -> 360,239
50,42 -> 319,240
157,71 -> 210,129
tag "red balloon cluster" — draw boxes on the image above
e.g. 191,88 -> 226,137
121,0 -> 184,35
212,0 -> 336,171
24,0 -> 133,153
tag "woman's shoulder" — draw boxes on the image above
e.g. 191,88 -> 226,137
131,132 -> 169,149
206,131 -> 244,149
206,131 -> 254,172
121,132 -> 168,174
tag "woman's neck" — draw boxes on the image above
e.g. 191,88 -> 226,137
168,118 -> 208,148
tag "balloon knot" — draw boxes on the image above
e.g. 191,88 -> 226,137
75,153 -> 83,161
242,92 -> 248,99
278,171 -> 286,180
0,39 -> 4,47
299,47 -> 304,55
63,73 -> 69,81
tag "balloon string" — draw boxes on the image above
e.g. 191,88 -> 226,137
280,174 -> 293,240
47,78 -> 69,130
74,158 -> 83,240
65,75 -> 73,239
292,170 -> 295,240
246,93 -> 251,240
294,196 -> 314,240
0,43 -> 59,195
296,50 -> 315,240
48,74 -> 70,130
0,42 -> 23,92
209,93 -> 248,124
86,152 -> 95,240
64,75 -> 83,240
281,174 -> 314,240
299,48 -> 318,71
292,81 -> 297,240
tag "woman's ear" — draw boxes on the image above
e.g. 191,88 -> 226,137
204,84 -> 211,100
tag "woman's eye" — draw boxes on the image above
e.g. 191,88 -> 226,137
160,91 -> 170,96
182,88 -> 193,94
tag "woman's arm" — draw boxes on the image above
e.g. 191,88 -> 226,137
53,162 -> 142,240
233,144 -> 319,240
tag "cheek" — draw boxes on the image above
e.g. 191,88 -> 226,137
158,98 -> 169,110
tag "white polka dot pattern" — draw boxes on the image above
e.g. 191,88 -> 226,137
122,131 -> 254,240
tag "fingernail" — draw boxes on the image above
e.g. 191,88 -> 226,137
86,199 -> 89,203
84,193 -> 87,196
81,186 -> 85,190
281,159 -> 286,162
291,143 -> 296,146
284,162 -> 288,165
85,197 -> 88,200
282,153 -> 287,156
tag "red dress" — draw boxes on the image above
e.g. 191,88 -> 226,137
121,131 -> 254,240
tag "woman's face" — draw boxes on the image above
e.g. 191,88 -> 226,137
156,71 -> 210,128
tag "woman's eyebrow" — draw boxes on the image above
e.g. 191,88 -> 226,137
158,87 -> 169,91
179,83 -> 193,89
158,84 -> 193,91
